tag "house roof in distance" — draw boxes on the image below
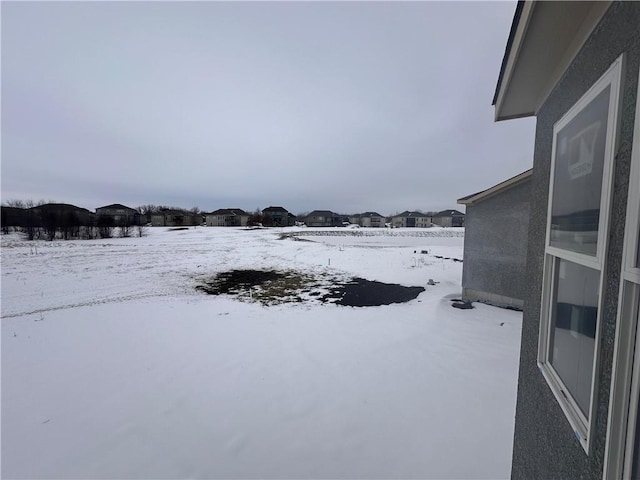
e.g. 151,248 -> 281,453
457,169 -> 532,206
154,209 -> 191,216
391,211 -> 430,218
432,209 -> 465,218
207,208 -> 248,216
262,206 -> 289,213
96,203 -> 137,212
306,210 -> 335,217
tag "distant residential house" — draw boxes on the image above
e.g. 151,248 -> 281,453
304,210 -> 334,227
205,208 -> 249,227
358,212 -> 385,228
332,214 -> 350,226
151,209 -> 199,227
303,210 -> 349,227
457,170 -> 532,309
261,206 -> 293,227
348,213 -> 361,225
390,211 -> 431,228
95,203 -> 140,226
431,209 -> 465,227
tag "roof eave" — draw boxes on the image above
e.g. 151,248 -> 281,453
457,169 -> 533,206
493,1 -> 611,122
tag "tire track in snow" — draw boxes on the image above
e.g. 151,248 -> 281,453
1,292 -> 192,319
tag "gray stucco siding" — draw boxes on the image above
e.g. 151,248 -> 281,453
511,2 -> 640,479
462,178 -> 530,308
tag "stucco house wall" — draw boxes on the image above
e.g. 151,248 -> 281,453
459,175 -> 531,309
508,3 -> 640,478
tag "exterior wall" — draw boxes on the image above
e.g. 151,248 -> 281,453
305,217 -> 332,227
391,215 -> 429,227
151,212 -> 198,226
371,216 -> 385,227
432,215 -> 464,227
151,214 -> 165,226
415,216 -> 431,228
461,178 -> 531,309
391,216 -> 406,228
432,216 -> 452,227
205,215 -> 225,226
511,3 -> 640,478
205,213 -> 247,227
462,288 -> 523,309
361,215 -> 385,227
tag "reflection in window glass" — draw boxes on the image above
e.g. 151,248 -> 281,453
550,87 -> 611,256
549,259 -> 600,415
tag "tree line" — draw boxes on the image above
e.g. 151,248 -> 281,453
1,200 -> 155,240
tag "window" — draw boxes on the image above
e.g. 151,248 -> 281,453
604,64 -> 640,478
549,86 -> 610,257
538,55 -> 624,453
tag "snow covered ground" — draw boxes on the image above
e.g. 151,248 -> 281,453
1,226 -> 521,479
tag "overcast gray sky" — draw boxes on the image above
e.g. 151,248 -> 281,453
1,1 -> 535,216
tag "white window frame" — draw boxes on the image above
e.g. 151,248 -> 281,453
538,54 -> 625,454
604,64 -> 640,479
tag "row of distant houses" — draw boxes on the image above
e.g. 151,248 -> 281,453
165,207 -> 465,228
1,203 -> 465,230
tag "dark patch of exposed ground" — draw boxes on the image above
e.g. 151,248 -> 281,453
197,269 -> 424,307
324,278 -> 424,307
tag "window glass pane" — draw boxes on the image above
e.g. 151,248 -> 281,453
549,258 -> 600,415
550,86 -> 611,256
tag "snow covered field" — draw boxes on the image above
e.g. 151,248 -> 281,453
1,226 -> 521,479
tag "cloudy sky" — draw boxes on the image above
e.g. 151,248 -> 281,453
2,1 -> 535,216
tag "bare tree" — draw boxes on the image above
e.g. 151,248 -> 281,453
97,215 -> 114,238
137,204 -> 159,214
4,199 -> 25,208
247,209 -> 263,227
135,224 -> 148,237
118,217 -> 133,238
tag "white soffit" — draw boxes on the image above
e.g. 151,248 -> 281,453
494,1 -> 611,122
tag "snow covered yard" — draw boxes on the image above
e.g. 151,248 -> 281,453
1,227 -> 521,479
